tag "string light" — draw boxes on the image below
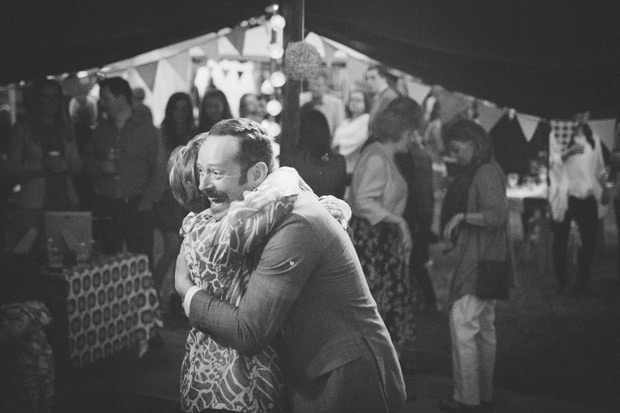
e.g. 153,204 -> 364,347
269,71 -> 286,88
260,80 -> 275,95
266,99 -> 282,117
268,43 -> 284,60
270,14 -> 286,31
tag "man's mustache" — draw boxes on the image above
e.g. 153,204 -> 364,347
203,187 -> 227,200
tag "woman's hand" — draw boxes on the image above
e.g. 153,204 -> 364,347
175,252 -> 195,298
442,213 -> 465,243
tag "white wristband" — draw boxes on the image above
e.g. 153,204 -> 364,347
182,286 -> 201,318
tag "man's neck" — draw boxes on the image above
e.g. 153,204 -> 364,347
113,106 -> 132,129
376,84 -> 389,96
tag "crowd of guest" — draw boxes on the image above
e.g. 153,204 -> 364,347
2,60 -> 616,413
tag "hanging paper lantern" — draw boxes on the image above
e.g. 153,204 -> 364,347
268,43 -> 284,60
260,80 -> 275,95
270,14 -> 286,31
261,119 -> 271,130
266,99 -> 282,116
269,71 -> 286,88
284,41 -> 322,81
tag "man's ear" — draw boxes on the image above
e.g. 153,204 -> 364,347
247,162 -> 268,188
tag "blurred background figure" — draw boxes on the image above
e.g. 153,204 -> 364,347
287,109 -> 347,198
153,92 -> 197,315
83,77 -> 161,267
550,112 -> 607,296
197,88 -> 232,133
391,97 -> 438,314
348,102 -> 415,358
300,70 -> 345,136
238,93 -> 263,123
366,64 -> 399,137
333,89 -> 370,177
423,100 -> 445,163
5,79 -> 82,255
132,87 -> 153,125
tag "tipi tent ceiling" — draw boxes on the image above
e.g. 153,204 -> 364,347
2,0 -> 620,119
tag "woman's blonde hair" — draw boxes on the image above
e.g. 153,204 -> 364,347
168,133 -> 209,213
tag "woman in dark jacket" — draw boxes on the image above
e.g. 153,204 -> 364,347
287,109 -> 348,198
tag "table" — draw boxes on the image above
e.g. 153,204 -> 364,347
61,253 -> 163,369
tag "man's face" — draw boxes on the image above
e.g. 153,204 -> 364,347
196,134 -> 253,219
365,69 -> 385,94
309,76 -> 327,101
99,86 -> 123,119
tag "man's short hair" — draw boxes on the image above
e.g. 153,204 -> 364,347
99,77 -> 133,105
208,118 -> 274,184
367,64 -> 391,80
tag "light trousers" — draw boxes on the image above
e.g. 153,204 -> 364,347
449,294 -> 496,405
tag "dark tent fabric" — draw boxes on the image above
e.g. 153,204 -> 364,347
3,0 -> 620,119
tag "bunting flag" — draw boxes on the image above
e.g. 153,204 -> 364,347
550,120 -> 575,150
516,113 -> 540,142
405,79 -> 431,104
200,39 -> 219,60
589,119 -> 616,150
218,36 -> 241,57
225,27 -> 246,56
166,51 -> 190,84
324,41 -> 337,65
242,24 -> 271,58
305,32 -> 326,58
134,61 -> 158,92
477,104 -> 505,132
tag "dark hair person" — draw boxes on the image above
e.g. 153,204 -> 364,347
5,78 -> 82,253
197,88 -> 232,133
438,119 -> 510,412
287,109 -> 347,198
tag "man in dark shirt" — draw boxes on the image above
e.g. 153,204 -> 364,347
84,77 -> 161,266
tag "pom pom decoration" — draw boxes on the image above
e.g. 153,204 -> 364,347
283,41 -> 322,81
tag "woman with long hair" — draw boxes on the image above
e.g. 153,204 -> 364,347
333,90 -> 371,175
438,119 -> 509,412
197,89 -> 232,134
287,109 -> 348,198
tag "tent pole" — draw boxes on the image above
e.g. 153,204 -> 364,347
279,0 -> 304,166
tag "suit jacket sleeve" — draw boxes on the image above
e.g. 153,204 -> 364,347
189,213 -> 321,355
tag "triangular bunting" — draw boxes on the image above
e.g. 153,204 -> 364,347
516,113 -> 540,142
134,61 -> 158,92
200,40 -> 219,60
550,119 -> 575,150
405,80 -> 431,105
218,36 -> 241,57
166,51 -> 190,84
225,27 -> 246,56
477,104 -> 505,133
589,119 -> 616,151
242,24 -> 271,58
324,42 -> 337,65
304,32 -> 326,58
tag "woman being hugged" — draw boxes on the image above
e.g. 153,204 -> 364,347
438,119 -> 510,412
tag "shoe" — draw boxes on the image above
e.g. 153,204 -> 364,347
438,398 -> 480,412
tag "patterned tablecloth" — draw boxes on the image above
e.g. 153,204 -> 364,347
64,253 -> 163,369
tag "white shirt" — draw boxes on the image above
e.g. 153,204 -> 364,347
564,135 -> 605,200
